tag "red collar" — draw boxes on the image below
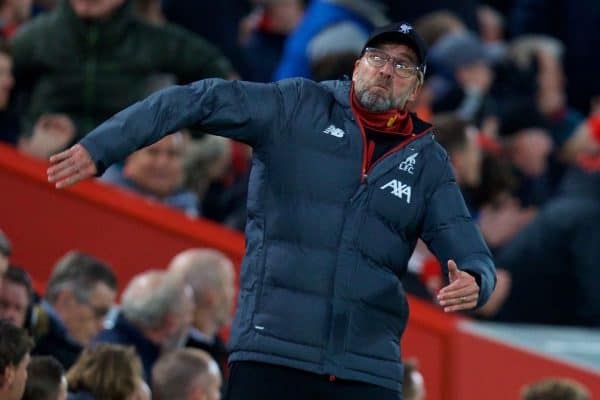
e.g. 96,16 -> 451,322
350,85 -> 413,135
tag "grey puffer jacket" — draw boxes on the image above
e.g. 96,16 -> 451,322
81,78 -> 496,392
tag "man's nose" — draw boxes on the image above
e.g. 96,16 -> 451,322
379,60 -> 395,76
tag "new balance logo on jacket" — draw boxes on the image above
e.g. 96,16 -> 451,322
322,124 -> 345,138
380,180 -> 412,204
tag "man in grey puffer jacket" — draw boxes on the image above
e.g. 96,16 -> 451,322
48,22 -> 496,400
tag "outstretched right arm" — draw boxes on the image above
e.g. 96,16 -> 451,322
47,78 -> 301,188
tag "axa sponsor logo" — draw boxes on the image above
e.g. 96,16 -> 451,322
322,124 -> 345,138
399,152 -> 418,174
381,180 -> 412,204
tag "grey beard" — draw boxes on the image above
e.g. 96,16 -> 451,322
356,88 -> 409,112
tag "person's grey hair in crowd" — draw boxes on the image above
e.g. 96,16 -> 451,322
45,251 -> 117,305
22,356 -> 67,400
152,348 -> 222,400
121,270 -> 188,331
120,270 -> 193,354
168,248 -> 235,337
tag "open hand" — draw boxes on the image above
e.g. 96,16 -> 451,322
47,144 -> 97,188
437,260 -> 480,312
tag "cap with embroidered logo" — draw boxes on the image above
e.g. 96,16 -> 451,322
363,22 -> 427,72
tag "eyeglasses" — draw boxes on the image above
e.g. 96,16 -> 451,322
363,47 -> 423,78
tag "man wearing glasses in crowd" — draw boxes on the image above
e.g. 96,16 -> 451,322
48,23 -> 495,400
29,251 -> 117,369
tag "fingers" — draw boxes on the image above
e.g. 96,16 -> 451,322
439,261 -> 480,312
49,147 -> 74,164
439,293 -> 479,312
47,144 -> 96,188
447,259 -> 459,283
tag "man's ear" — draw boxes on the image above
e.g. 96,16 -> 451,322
407,81 -> 422,103
352,59 -> 361,82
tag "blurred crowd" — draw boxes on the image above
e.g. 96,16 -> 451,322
0,0 -> 599,398
0,246 -> 233,399
0,246 -> 592,399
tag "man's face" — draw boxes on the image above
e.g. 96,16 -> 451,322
57,282 -> 116,345
0,279 -> 29,328
124,134 -> 185,198
352,43 -> 420,112
509,128 -> 553,177
69,0 -> 126,20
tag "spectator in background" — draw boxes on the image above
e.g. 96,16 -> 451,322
434,113 -> 535,249
22,356 -> 68,400
273,0 -> 388,80
507,35 -> 583,152
66,344 -> 150,400
95,270 -> 194,381
521,377 -> 589,400
428,31 -> 496,124
30,251 -> 117,369
0,228 -> 11,275
498,103 -> 555,207
152,348 -> 222,400
0,41 -> 18,145
433,114 -> 482,208
239,0 -> 304,82
183,135 -> 234,218
168,249 -> 235,377
413,10 -> 466,48
161,0 -> 250,77
0,0 -> 33,39
18,113 -> 77,159
11,0 -> 235,144
475,4 -> 507,63
0,320 -> 33,400
101,132 -> 198,217
480,121 -> 600,326
402,359 -> 425,400
0,265 -> 33,328
510,0 -> 600,115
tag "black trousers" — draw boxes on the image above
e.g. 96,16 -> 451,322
223,361 -> 400,400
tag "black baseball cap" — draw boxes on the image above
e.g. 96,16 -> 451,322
363,22 -> 428,72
